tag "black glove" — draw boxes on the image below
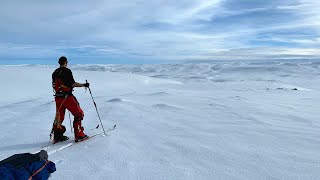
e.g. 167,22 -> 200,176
83,82 -> 90,88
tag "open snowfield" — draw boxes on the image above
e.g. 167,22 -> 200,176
0,60 -> 320,179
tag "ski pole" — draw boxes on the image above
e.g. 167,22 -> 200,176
68,111 -> 73,133
86,80 -> 107,135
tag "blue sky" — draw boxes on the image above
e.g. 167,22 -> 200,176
0,0 -> 320,64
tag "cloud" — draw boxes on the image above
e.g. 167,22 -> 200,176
0,0 -> 319,63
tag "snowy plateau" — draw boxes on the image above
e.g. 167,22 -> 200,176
0,60 -> 319,180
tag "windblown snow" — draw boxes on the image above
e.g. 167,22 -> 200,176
0,60 -> 319,179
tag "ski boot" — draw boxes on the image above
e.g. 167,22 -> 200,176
53,125 -> 69,143
73,121 -> 89,142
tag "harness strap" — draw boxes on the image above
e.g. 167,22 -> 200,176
28,160 -> 50,180
50,94 -> 69,139
54,94 -> 69,125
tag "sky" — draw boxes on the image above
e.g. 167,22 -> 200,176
0,0 -> 320,64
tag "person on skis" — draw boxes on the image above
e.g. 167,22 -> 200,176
52,56 -> 89,143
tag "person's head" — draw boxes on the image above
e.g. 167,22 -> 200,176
36,150 -> 48,160
58,56 -> 68,67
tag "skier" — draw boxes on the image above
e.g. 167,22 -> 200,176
52,56 -> 89,143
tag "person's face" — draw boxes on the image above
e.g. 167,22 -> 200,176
65,60 -> 68,67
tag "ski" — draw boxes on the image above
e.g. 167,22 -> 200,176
42,124 -> 116,152
47,124 -> 116,153
69,132 -> 103,145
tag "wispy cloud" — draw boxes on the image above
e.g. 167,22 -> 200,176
0,0 -> 319,63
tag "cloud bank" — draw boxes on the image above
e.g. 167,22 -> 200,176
0,0 -> 319,63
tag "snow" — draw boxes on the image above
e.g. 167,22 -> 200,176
0,60 -> 320,179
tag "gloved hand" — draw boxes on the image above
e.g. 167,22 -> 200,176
83,82 -> 90,87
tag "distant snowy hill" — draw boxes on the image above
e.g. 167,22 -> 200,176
0,60 -> 319,179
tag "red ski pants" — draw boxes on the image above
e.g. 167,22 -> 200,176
55,95 -> 84,123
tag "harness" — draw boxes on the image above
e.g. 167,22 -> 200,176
52,68 -> 73,98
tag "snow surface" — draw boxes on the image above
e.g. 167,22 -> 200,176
0,60 -> 320,179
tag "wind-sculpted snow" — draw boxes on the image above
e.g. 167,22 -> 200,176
61,60 -> 320,85
0,60 -> 320,179
106,98 -> 127,103
145,92 -> 170,96
152,103 -> 180,110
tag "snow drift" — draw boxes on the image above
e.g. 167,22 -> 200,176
0,60 -> 319,179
